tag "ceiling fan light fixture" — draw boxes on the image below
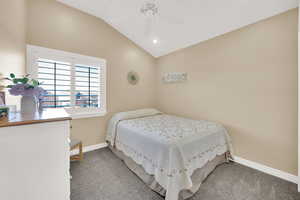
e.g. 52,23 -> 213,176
140,0 -> 158,17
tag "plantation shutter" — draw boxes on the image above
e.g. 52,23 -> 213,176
27,45 -> 106,116
74,65 -> 101,108
37,58 -> 72,108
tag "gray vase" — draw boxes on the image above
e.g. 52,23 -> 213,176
21,96 -> 38,114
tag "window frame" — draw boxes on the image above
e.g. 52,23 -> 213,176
27,45 -> 107,119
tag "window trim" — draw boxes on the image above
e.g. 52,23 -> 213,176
27,45 -> 107,119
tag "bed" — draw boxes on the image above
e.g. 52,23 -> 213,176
106,109 -> 232,200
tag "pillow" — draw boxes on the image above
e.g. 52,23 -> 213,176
106,108 -> 162,146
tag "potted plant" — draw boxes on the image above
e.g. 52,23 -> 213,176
2,73 -> 46,113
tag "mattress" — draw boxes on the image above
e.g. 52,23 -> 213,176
106,109 -> 232,200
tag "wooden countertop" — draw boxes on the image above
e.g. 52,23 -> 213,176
0,108 -> 71,128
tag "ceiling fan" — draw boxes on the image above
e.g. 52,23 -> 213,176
140,0 -> 185,37
102,0 -> 185,38
140,0 -> 184,23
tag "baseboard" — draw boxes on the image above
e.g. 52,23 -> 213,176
232,156 -> 298,184
70,142 -> 108,156
70,144 -> 299,187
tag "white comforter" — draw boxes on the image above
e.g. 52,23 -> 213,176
106,109 -> 232,200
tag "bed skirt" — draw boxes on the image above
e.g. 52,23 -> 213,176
109,145 -> 228,200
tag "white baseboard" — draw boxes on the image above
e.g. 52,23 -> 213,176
70,142 -> 108,156
233,156 -> 298,184
70,144 -> 299,188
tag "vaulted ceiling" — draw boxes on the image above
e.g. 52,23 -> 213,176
57,0 -> 298,57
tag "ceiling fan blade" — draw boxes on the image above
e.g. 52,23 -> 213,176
107,10 -> 141,24
157,0 -> 185,24
101,0 -> 128,19
144,17 -> 153,36
158,13 -> 185,24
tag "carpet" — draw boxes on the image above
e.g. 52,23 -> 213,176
71,148 -> 299,200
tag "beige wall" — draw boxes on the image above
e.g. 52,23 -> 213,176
156,9 -> 298,175
0,0 -> 26,105
26,0 -> 157,146
1,0 -> 298,176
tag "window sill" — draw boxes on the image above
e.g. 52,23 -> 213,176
64,109 -> 107,119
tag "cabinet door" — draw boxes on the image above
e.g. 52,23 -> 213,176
0,121 -> 70,200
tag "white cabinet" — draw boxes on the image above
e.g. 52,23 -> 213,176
0,120 -> 70,200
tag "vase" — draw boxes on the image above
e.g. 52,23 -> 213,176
21,96 -> 38,114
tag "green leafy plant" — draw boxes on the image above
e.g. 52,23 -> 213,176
0,73 -> 46,99
4,73 -> 41,89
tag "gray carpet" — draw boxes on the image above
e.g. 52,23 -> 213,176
71,148 -> 300,200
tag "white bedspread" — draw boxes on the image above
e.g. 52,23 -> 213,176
106,109 -> 232,200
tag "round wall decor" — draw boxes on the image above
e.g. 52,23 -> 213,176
127,71 -> 139,85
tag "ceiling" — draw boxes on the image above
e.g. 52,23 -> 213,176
57,0 -> 298,58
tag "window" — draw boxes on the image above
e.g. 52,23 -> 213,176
27,45 -> 106,119
74,65 -> 101,108
37,59 -> 72,108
